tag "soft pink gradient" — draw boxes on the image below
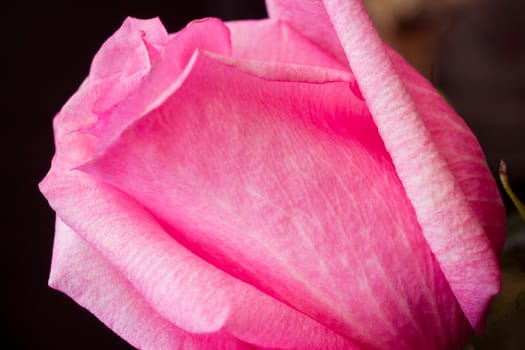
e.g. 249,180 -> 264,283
40,1 -> 505,349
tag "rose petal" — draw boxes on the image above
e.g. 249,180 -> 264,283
44,139 -> 355,349
82,50 -> 469,349
41,16 -> 358,348
323,0 -> 501,332
94,17 -> 232,152
386,47 -> 505,255
52,17 -> 166,148
50,218 -> 248,350
266,0 -> 504,332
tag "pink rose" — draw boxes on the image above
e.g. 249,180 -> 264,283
39,0 -> 505,349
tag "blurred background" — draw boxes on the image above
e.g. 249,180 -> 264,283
10,0 -> 524,349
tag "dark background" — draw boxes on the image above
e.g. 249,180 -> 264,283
10,0 -> 524,349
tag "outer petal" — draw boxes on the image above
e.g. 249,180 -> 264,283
385,47 -> 506,255
43,163 -> 355,349
266,0 -> 504,332
41,17 -> 355,350
50,218 -> 248,350
82,50 -> 469,350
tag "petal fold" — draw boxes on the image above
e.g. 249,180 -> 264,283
93,17 -> 232,152
90,17 -> 169,80
50,218 -> 249,350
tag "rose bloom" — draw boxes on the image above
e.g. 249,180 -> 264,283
39,0 -> 505,349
